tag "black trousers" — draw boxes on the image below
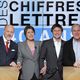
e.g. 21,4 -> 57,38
31,73 -> 38,80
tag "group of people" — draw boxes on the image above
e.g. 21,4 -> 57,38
0,24 -> 80,80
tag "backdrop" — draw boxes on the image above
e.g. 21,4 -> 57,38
0,0 -> 80,42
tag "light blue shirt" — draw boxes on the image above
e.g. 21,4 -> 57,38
73,39 -> 80,62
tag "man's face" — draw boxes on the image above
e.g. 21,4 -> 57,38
52,27 -> 62,39
4,25 -> 14,41
72,26 -> 80,40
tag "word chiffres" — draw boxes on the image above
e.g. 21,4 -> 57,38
0,0 -> 80,26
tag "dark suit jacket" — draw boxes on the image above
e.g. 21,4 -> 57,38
0,36 -> 18,66
39,38 -> 65,80
63,37 -> 75,66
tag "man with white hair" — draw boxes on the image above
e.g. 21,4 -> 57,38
63,24 -> 80,68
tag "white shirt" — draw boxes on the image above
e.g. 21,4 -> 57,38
3,35 -> 10,48
53,38 -> 61,58
73,39 -> 80,62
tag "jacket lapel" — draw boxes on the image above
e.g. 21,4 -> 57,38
23,41 -> 39,60
23,41 -> 33,59
33,41 -> 39,60
58,40 -> 64,59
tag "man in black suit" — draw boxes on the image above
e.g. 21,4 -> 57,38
63,24 -> 80,68
0,25 -> 18,66
39,24 -> 65,80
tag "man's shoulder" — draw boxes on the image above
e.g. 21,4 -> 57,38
65,38 -> 73,44
0,36 -> 4,43
0,36 -> 3,40
41,39 -> 52,46
63,38 -> 73,47
43,39 -> 52,43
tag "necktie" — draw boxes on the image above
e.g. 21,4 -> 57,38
5,41 -> 9,52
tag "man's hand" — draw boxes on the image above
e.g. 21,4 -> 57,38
10,61 -> 17,67
40,65 -> 47,75
73,62 -> 80,68
17,62 -> 22,70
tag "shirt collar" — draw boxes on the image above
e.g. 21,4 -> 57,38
3,35 -> 10,43
53,38 -> 61,42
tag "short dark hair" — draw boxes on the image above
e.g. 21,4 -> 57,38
51,24 -> 63,32
24,25 -> 35,36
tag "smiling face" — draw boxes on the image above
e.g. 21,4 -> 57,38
52,27 -> 62,39
72,25 -> 80,40
25,29 -> 35,41
4,25 -> 14,41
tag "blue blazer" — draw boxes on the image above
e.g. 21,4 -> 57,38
0,36 -> 18,66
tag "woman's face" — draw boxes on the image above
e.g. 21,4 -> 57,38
26,29 -> 34,41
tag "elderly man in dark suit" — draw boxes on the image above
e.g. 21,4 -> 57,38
63,24 -> 80,68
39,24 -> 65,80
0,25 -> 18,66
